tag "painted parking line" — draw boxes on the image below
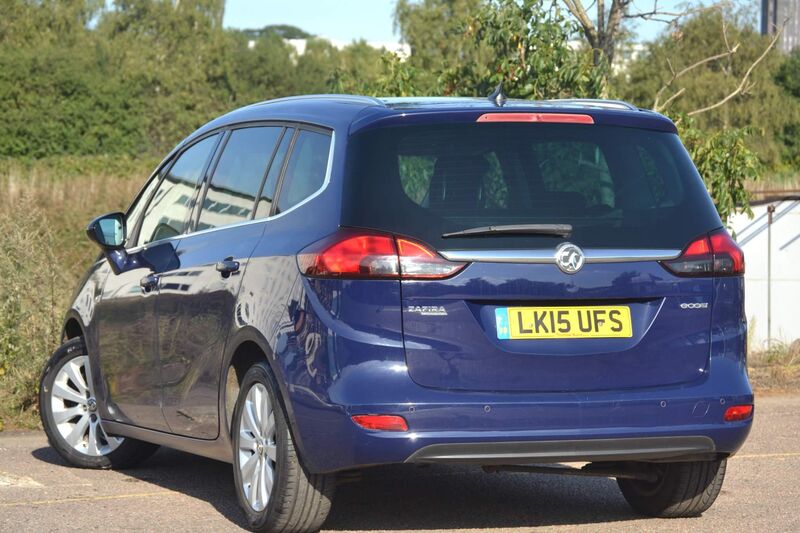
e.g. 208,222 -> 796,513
732,452 -> 800,459
0,491 -> 178,507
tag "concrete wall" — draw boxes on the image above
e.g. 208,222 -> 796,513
730,199 -> 800,347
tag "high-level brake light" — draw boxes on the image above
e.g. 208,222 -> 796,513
476,113 -> 594,124
661,229 -> 744,277
297,230 -> 465,280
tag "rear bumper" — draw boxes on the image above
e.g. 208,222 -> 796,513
405,436 -> 717,464
288,356 -> 753,473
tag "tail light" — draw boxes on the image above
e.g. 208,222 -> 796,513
297,229 -> 466,280
661,229 -> 744,277
723,404 -> 753,422
351,414 -> 408,432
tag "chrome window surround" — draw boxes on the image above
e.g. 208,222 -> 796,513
125,129 -> 336,254
439,248 -> 681,264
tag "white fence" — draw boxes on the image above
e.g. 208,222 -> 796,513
730,198 -> 800,347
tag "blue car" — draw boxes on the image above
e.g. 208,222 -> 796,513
39,95 -> 752,531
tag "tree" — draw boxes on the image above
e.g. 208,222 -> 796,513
619,9 -> 797,168
394,0 -> 487,92
441,0 -> 604,98
365,0 -> 603,99
561,0 -> 718,67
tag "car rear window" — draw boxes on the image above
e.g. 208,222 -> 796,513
342,123 -> 722,250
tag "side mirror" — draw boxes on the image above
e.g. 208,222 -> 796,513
87,212 -> 132,275
86,212 -> 126,250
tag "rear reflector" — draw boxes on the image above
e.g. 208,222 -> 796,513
723,404 -> 753,422
351,414 -> 408,432
297,229 -> 465,280
477,113 -> 594,124
661,229 -> 744,277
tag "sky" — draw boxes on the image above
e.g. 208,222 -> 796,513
222,0 -> 687,44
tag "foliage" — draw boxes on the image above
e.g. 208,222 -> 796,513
677,117 -> 762,222
353,0 -> 605,99
776,48 -> 800,99
617,8 -> 800,170
441,0 -> 605,98
394,0 -> 487,93
0,162 -> 146,428
0,0 -> 385,159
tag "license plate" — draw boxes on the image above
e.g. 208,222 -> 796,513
495,306 -> 632,339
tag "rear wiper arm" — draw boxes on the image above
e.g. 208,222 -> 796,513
442,223 -> 572,239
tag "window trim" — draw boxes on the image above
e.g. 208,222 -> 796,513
270,125 -> 333,218
127,130 -> 223,251
251,126 -> 291,220
191,124 -> 292,233
125,121 -> 334,251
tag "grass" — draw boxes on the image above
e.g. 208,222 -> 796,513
748,341 -> 800,392
0,157 -> 153,430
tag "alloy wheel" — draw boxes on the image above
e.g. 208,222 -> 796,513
238,383 -> 278,512
49,355 -> 123,456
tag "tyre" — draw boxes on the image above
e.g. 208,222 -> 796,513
617,460 -> 727,517
39,337 -> 159,469
232,362 -> 335,532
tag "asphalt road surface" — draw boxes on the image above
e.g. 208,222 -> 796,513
2,395 -> 798,532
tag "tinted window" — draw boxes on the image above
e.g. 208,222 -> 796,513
136,134 -> 218,246
197,127 -> 282,230
275,130 -> 331,213
125,172 -> 161,243
254,128 -> 293,219
343,123 -> 721,250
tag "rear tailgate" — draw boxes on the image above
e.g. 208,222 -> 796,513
401,259 -> 712,392
342,113 -> 724,393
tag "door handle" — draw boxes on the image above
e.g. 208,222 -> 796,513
216,257 -> 240,277
139,273 -> 159,292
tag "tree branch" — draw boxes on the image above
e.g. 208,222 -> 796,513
687,18 -> 786,117
562,0 -> 598,44
653,35 -> 739,113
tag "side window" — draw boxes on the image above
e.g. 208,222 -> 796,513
124,172 -> 161,243
197,127 -> 282,231
254,128 -> 293,219
136,134 -> 218,247
275,130 -> 331,214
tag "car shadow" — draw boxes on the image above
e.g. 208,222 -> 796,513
32,445 -> 249,529
33,446 -> 641,530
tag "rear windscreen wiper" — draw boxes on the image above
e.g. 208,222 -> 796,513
442,223 -> 572,239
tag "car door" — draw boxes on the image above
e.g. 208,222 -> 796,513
157,125 -> 290,438
96,133 -> 220,430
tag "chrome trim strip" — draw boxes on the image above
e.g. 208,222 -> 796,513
125,130 -> 336,252
440,248 -> 682,264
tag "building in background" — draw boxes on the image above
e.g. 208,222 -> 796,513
762,0 -> 800,52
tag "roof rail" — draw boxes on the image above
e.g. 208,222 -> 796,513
255,94 -> 386,107
546,99 -> 638,111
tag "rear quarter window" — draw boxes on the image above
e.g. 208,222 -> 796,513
275,130 -> 332,214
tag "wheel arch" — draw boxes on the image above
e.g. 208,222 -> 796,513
220,326 -> 310,464
62,311 -> 86,342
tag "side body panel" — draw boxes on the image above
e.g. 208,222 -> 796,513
158,222 -> 265,438
93,241 -> 181,430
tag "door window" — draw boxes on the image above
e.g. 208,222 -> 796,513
254,128 -> 293,219
197,127 -> 283,231
136,134 -> 219,247
275,130 -> 331,214
124,172 -> 161,243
